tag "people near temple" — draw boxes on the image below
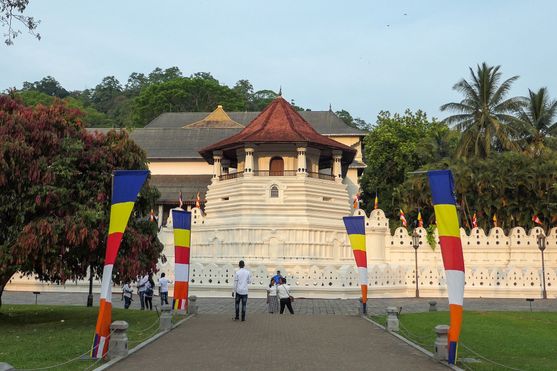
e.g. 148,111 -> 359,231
267,279 -> 279,314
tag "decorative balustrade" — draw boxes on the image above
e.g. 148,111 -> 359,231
218,169 -> 335,181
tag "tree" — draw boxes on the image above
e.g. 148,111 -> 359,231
90,76 -> 123,114
22,76 -> 69,98
516,87 -> 557,156
359,110 -> 452,219
395,151 -> 557,231
440,63 -> 524,158
131,76 -> 246,126
1,0 -> 40,45
335,109 -> 371,131
148,67 -> 183,84
0,95 -> 163,306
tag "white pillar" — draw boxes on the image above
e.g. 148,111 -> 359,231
212,150 -> 223,180
297,145 -> 307,176
244,147 -> 254,177
332,150 -> 342,183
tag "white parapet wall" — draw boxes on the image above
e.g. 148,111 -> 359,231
6,207 -> 557,299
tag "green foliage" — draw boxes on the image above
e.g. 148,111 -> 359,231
425,224 -> 436,250
335,109 -> 371,131
396,151 -> 557,231
359,110 -> 454,220
1,0 -> 40,45
0,305 -> 159,370
22,76 -> 68,98
516,87 -> 557,156
440,62 -> 524,158
15,90 -> 114,127
0,96 -> 163,304
131,75 -> 247,126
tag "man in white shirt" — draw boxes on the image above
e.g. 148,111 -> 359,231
137,274 -> 149,310
159,273 -> 171,306
233,260 -> 251,321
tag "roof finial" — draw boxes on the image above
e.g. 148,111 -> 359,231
329,103 -> 332,112
278,86 -> 282,97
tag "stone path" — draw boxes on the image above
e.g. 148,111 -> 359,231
4,291 -> 556,314
111,314 -> 448,371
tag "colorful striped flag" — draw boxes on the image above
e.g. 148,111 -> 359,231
374,192 -> 378,210
92,170 -> 149,359
492,214 -> 497,227
400,209 -> 407,227
195,192 -> 201,209
427,170 -> 464,365
179,191 -> 183,208
417,211 -> 423,228
172,209 -> 191,311
532,215 -> 543,226
149,209 -> 155,222
472,212 -> 477,228
342,216 -> 368,313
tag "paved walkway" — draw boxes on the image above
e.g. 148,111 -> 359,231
111,314 -> 447,371
4,291 -> 556,314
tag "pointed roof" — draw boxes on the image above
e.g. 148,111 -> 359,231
184,105 -> 243,128
199,97 -> 356,164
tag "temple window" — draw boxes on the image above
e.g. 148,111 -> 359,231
270,185 -> 279,198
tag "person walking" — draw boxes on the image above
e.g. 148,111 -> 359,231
233,260 -> 251,321
267,279 -> 279,314
159,272 -> 171,306
122,280 -> 133,309
137,274 -> 149,310
277,277 -> 294,314
144,273 -> 155,311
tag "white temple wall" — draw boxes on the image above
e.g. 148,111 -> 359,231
6,208 -> 557,299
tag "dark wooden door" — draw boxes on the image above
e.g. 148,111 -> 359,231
269,157 -> 284,176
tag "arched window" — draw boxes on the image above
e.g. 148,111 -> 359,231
270,185 -> 279,198
269,157 -> 284,176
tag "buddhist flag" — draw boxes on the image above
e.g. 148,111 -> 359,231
92,170 -> 149,359
172,209 -> 191,311
343,216 -> 368,313
472,213 -> 478,228
427,170 -> 464,365
532,215 -> 543,226
374,192 -> 378,210
195,192 -> 201,208
417,211 -> 423,228
179,191 -> 183,208
400,209 -> 407,227
492,214 -> 498,228
149,209 -> 155,222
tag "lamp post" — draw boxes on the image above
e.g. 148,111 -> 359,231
87,265 -> 94,307
411,229 -> 420,298
537,233 -> 547,299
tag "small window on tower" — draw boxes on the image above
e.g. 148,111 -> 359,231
270,185 -> 279,198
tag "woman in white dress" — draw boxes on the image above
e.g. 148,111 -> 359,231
267,279 -> 279,313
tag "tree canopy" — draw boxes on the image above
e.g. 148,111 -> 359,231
0,95 -> 163,305
1,0 -> 40,45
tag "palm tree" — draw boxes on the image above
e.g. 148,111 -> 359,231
516,87 -> 557,156
440,63 -> 524,158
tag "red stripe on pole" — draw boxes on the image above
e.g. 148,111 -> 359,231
175,246 -> 190,264
439,236 -> 465,271
105,232 -> 123,265
353,249 -> 367,268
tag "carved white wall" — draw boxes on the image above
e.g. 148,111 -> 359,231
7,208 -> 557,299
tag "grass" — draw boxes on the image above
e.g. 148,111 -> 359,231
371,311 -> 557,371
0,304 -> 161,370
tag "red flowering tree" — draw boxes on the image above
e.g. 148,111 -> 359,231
0,95 -> 163,306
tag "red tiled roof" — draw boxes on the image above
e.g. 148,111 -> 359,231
199,97 -> 356,163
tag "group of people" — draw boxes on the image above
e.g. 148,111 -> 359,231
121,272 -> 171,310
233,261 -> 294,322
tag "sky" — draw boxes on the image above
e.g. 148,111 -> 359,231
1,0 -> 556,123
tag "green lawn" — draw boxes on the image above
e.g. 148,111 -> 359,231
371,311 -> 557,371
0,305 -> 161,370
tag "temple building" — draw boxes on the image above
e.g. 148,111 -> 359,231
129,100 -> 368,223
